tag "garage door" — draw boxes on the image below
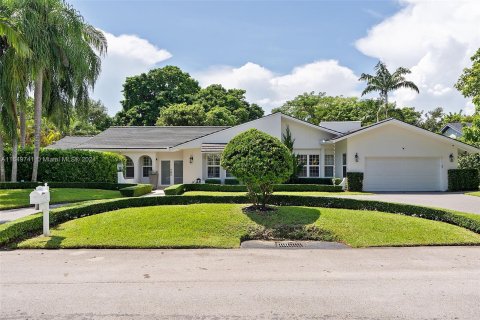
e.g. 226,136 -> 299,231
364,157 -> 441,192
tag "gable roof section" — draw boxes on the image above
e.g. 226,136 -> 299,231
441,122 -> 472,135
75,126 -> 228,150
46,136 -> 94,150
330,118 -> 480,153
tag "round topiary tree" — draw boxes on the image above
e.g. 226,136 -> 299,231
221,128 -> 293,210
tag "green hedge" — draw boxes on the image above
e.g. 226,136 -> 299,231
2,195 -> 479,247
119,184 -> 153,197
2,148 -> 124,183
205,179 -> 222,184
346,172 -> 363,192
164,183 -> 342,195
448,169 -> 479,191
0,182 -> 136,190
224,178 -> 240,185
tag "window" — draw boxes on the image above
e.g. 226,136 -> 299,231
207,154 -> 220,178
125,156 -> 134,179
342,153 -> 347,178
309,155 -> 320,177
324,154 -> 334,177
297,154 -> 320,178
225,170 -> 234,178
297,155 -> 308,177
142,156 -> 152,178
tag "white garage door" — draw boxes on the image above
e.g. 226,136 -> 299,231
364,157 -> 441,192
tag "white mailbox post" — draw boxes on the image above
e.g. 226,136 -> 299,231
29,183 -> 51,236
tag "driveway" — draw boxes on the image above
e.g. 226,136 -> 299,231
342,192 -> 480,214
1,247 -> 480,319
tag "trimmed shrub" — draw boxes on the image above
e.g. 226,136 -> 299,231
224,178 -> 240,185
163,183 -> 342,195
448,169 -> 479,191
286,178 -> 333,185
2,148 -> 124,183
459,153 -> 480,180
346,172 -> 363,192
205,179 -> 221,184
119,184 -> 153,197
2,194 -> 480,247
0,182 -> 136,190
164,184 -> 186,196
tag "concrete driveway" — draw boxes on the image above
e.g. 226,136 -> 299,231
1,247 -> 480,320
343,192 -> 480,214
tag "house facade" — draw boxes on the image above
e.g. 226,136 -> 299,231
50,113 -> 479,192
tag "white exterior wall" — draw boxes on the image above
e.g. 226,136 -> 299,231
183,148 -> 202,183
334,140 -> 348,178
346,123 -> 458,191
281,118 -> 335,149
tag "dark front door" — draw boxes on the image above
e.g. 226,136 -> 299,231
161,161 -> 171,185
174,161 -> 183,184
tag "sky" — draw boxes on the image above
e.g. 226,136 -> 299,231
68,0 -> 480,116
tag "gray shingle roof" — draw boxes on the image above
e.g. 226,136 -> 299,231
442,122 -> 472,134
74,126 -> 229,149
46,136 -> 94,150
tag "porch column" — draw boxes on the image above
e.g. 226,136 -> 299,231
320,147 -> 325,178
130,154 -> 141,183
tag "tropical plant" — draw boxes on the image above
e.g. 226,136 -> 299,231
359,61 -> 419,122
6,0 -> 107,181
221,129 -> 292,210
281,125 -> 302,182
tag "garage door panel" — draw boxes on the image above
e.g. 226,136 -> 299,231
364,157 -> 441,192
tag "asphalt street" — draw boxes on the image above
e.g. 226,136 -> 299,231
1,247 -> 479,320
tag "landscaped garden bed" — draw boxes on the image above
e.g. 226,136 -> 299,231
16,204 -> 480,248
181,191 -> 368,196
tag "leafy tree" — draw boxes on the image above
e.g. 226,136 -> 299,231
116,66 -> 200,126
456,48 -> 480,146
75,99 -> 112,132
221,129 -> 292,210
389,107 -> 423,126
156,103 -> 205,126
359,61 -> 419,122
205,107 -> 236,126
281,125 -> 301,183
422,107 -> 445,133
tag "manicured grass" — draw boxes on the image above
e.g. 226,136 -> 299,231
183,191 -> 370,196
18,204 -> 480,249
0,188 -> 122,210
466,191 -> 480,197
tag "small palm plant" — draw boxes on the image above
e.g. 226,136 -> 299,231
359,61 -> 419,122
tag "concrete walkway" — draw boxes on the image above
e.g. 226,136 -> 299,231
0,203 -> 64,224
341,192 -> 480,214
1,247 -> 479,319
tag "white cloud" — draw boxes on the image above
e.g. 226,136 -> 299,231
355,0 -> 480,115
92,31 -> 172,114
195,60 -> 359,111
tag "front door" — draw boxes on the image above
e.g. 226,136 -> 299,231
174,161 -> 183,184
161,161 -> 171,185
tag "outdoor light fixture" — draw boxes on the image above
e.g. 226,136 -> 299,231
117,162 -> 124,172
189,155 -> 194,164
354,153 -> 359,162
449,153 -> 454,162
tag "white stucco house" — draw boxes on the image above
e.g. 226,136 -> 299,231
48,112 -> 479,192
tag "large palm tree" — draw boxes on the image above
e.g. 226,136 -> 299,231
359,61 -> 419,122
8,0 -> 107,181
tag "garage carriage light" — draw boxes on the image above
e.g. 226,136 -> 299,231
354,153 -> 359,162
449,153 -> 454,163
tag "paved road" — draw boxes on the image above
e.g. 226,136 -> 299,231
343,192 -> 480,214
1,247 -> 479,319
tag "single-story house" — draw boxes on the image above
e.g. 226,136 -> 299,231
50,112 -> 479,192
441,122 -> 472,139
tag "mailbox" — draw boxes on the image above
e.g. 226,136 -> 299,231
29,183 -> 50,236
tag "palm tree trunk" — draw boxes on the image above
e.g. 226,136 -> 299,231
0,133 -> 5,182
385,94 -> 389,119
20,110 -> 26,148
31,71 -> 43,182
11,134 -> 18,182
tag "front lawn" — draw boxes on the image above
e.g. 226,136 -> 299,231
182,191 -> 370,196
18,204 -> 480,249
0,188 -> 123,210
466,191 -> 480,197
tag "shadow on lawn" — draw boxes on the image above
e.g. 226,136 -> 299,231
242,206 -> 338,242
44,236 -> 66,248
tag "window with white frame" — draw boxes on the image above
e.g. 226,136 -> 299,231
297,154 -> 320,178
297,155 -> 308,177
125,156 -> 134,179
142,156 -> 152,178
207,154 -> 221,178
324,154 -> 334,177
342,153 -> 347,178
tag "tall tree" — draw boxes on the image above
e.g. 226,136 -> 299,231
456,48 -> 480,146
359,61 -> 419,122
156,103 -> 205,126
8,0 -> 107,181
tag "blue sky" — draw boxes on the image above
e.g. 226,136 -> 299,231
69,0 -> 479,115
